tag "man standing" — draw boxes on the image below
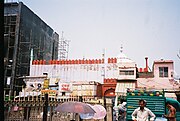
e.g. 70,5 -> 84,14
164,101 -> 176,121
131,99 -> 156,121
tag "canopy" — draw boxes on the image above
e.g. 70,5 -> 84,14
115,82 -> 136,96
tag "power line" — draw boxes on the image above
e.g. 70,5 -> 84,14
177,49 -> 180,60
177,54 -> 180,60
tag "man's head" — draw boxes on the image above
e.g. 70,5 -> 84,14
166,101 -> 171,108
139,99 -> 146,110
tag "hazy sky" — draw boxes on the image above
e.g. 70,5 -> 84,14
12,0 -> 180,75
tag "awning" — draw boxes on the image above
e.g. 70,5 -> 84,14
115,82 -> 136,96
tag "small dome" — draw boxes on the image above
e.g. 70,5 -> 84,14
116,52 -> 134,63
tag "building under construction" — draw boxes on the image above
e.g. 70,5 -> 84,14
4,2 -> 59,93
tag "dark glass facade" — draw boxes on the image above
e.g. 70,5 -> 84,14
4,2 -> 59,93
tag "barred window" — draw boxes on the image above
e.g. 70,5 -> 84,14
159,67 -> 168,77
119,70 -> 134,75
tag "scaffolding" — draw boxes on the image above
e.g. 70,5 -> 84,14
4,2 -> 59,95
58,31 -> 70,60
4,2 -> 20,94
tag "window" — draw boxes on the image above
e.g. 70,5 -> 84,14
159,67 -> 168,77
119,70 -> 134,75
62,92 -> 65,96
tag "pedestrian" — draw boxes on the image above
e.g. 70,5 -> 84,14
131,99 -> 156,121
113,105 -> 119,121
163,101 -> 176,121
118,102 -> 126,121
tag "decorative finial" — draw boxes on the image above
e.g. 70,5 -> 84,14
120,44 -> 123,53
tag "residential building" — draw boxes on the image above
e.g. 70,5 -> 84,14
137,59 -> 180,100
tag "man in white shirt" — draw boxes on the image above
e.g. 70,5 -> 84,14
131,99 -> 156,121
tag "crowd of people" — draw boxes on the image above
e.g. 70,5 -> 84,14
114,99 -> 177,121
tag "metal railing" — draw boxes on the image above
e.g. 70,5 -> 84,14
4,90 -> 102,121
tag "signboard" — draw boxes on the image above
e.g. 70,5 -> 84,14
25,80 -> 43,92
43,79 -> 49,89
59,83 -> 71,91
41,90 -> 57,96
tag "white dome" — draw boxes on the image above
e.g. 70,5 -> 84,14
116,52 -> 134,63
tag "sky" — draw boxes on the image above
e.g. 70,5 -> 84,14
8,0 -> 180,76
